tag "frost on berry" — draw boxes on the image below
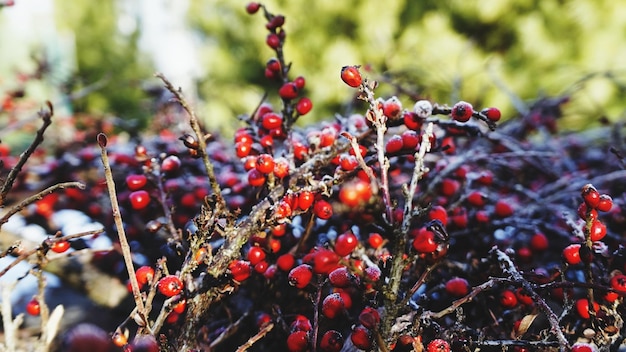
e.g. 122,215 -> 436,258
413,99 -> 433,118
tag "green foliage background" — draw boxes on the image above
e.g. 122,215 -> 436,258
2,0 -> 626,135
188,0 -> 626,133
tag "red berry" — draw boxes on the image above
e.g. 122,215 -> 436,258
530,232 -> 549,251
368,233 -> 384,249
248,169 -> 267,187
172,299 -> 186,314
597,194 -> 613,212
235,141 -> 253,158
350,325 -> 372,350
515,288 -> 534,306
313,199 -> 333,220
404,111 -> 423,130
451,101 -> 474,122
255,154 -> 275,174
428,205 -> 448,226
129,190 -> 151,210
563,244 -> 582,265
26,298 -> 41,316
329,267 -> 359,288
401,130 -> 420,150
50,240 -> 70,253
575,298 -> 599,319
157,275 -> 183,297
385,135 -> 404,154
273,157 -> 290,178
291,315 -> 312,332
358,307 -> 380,330
277,253 -> 296,272
334,232 -> 358,256
266,33 -> 280,49
161,155 -> 181,173
476,171 -> 494,185
500,289 -> 518,308
581,184 -> 600,209
609,274 -> 626,294
320,330 -> 343,352
266,58 -> 281,72
247,246 -> 266,266
274,200 -> 292,219
427,339 -> 450,352
440,178 -> 460,197
494,200 -> 514,218
229,260 -> 252,282
364,266 -> 381,283
135,266 -> 155,286
286,330 -> 309,352
338,179 -> 372,207
126,174 -> 147,191
467,191 -> 486,207
340,65 -> 362,88
296,97 -> 313,115
312,249 -> 341,274
297,190 -> 315,210
262,112 -> 283,130
412,227 -> 438,254
577,202 -> 598,221
279,82 -> 299,100
288,264 -> 313,289
321,292 -> 345,319
339,154 -> 358,171
445,277 -> 469,297
294,76 -> 306,89
245,2 -> 260,14
571,343 -> 596,352
382,96 -> 402,119
589,220 -> 607,241
266,15 -> 285,29
481,107 -> 501,122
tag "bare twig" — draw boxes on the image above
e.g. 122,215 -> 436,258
360,82 -> 393,225
0,181 -> 85,230
155,73 -> 225,209
0,228 -> 104,278
490,247 -> 570,351
235,322 -> 275,352
0,101 -> 53,207
97,133 -> 148,328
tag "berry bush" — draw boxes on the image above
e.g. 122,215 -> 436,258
1,3 -> 626,352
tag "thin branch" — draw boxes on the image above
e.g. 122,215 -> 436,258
97,133 -> 148,327
235,322 -> 275,352
490,247 -> 570,351
155,73 -> 225,209
0,181 -> 85,231
0,228 -> 103,279
0,101 -> 53,207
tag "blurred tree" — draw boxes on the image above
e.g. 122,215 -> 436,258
54,0 -> 153,132
187,0 -> 626,133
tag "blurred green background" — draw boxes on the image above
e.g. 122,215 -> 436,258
1,0 -> 625,140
